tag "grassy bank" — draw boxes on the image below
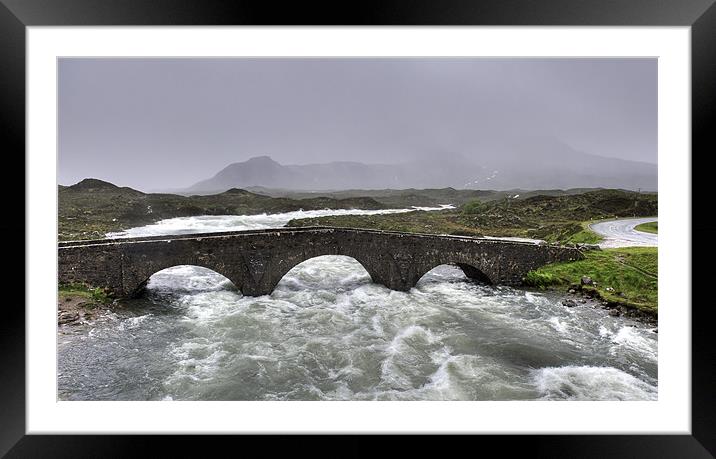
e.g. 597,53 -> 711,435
635,221 -> 658,234
524,247 -> 658,316
562,220 -> 603,244
58,283 -> 112,304
58,283 -> 114,325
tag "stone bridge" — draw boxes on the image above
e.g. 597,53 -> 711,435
58,227 -> 583,297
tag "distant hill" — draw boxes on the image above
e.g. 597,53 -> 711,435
241,186 -> 635,208
58,178 -> 389,241
185,139 -> 657,194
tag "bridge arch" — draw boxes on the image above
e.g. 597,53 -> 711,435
137,264 -> 240,297
411,261 -> 494,289
256,247 -> 393,296
454,263 -> 493,284
124,261 -> 244,298
271,255 -> 374,293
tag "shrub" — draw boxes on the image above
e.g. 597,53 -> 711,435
462,199 -> 486,215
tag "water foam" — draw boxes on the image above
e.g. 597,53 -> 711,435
610,326 -> 658,362
106,205 -> 454,238
531,365 -> 657,400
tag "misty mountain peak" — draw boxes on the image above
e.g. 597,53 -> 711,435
186,147 -> 656,194
218,156 -> 283,175
243,155 -> 279,165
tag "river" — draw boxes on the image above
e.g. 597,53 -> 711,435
58,207 -> 658,401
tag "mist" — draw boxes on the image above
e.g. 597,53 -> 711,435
58,58 -> 657,192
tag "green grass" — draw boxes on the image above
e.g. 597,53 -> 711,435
562,220 -> 603,244
524,247 -> 658,315
461,199 -> 487,215
58,283 -> 112,305
635,221 -> 658,234
564,229 -> 602,244
523,271 -> 562,289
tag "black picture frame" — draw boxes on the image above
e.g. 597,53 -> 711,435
2,0 -> 714,457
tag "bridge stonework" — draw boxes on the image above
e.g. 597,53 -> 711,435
58,227 -> 583,297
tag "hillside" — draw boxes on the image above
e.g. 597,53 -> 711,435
244,186 -> 632,208
59,179 -> 657,244
287,189 -> 658,242
58,179 -> 389,241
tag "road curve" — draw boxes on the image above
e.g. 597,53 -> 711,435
590,217 -> 658,248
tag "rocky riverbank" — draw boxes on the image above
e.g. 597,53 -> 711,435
524,247 -> 658,321
58,284 -> 115,326
558,278 -> 657,327
58,295 -> 112,325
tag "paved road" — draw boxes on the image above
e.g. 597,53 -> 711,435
590,217 -> 658,248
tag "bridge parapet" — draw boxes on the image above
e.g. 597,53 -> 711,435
58,227 -> 583,297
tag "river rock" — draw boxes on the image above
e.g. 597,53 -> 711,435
581,276 -> 594,286
58,312 -> 80,324
562,299 -> 577,308
608,309 -> 620,317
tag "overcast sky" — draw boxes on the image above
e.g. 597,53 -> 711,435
58,58 -> 656,191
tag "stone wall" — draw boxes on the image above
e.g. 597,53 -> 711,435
58,227 -> 583,297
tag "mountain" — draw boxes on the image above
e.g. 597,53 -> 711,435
185,140 -> 657,193
187,156 -> 406,193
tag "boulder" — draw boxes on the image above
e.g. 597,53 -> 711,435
581,276 -> 594,286
580,244 -> 601,251
562,299 -> 577,308
58,312 -> 80,324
